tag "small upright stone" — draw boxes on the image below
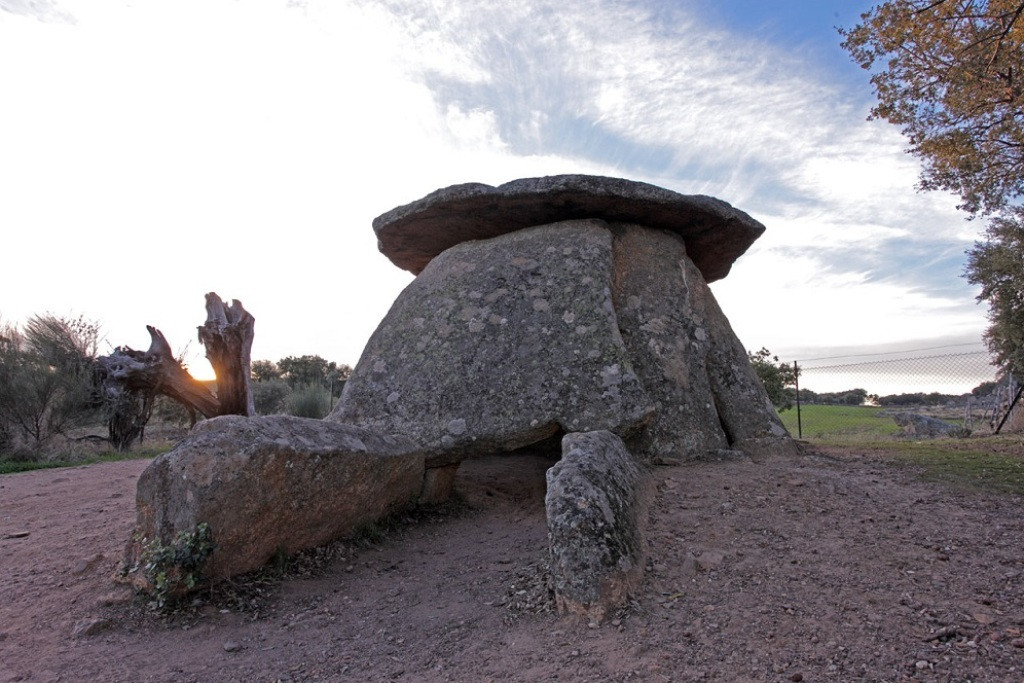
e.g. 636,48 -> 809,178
546,430 -> 647,622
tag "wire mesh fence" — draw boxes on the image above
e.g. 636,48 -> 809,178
779,346 -> 1021,442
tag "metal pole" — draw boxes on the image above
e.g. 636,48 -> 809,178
794,360 -> 802,439
995,382 -> 1023,435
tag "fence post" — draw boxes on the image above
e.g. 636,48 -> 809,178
995,382 -> 1023,435
794,360 -> 802,439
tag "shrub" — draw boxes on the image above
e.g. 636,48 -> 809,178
135,522 -> 216,609
253,379 -> 292,415
287,383 -> 331,418
0,315 -> 101,457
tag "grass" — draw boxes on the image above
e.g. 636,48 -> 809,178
780,404 -> 1024,495
779,404 -> 901,441
829,436 -> 1024,496
898,443 -> 1024,495
0,443 -> 170,475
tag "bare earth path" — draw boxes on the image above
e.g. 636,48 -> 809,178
3,442 -> 1024,682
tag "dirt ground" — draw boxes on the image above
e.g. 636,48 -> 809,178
3,438 -> 1024,682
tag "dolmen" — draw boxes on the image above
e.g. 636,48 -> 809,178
331,175 -> 793,472
123,175 -> 795,620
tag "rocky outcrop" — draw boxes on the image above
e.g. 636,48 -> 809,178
546,431 -> 647,621
373,174 -> 765,283
123,415 -> 424,586
891,412 -> 969,438
331,219 -> 655,465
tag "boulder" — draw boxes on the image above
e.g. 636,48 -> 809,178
373,174 -> 765,283
891,412 -> 969,438
123,415 -> 424,586
545,430 -> 647,621
330,219 -> 655,465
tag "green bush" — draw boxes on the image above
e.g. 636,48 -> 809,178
253,379 -> 292,415
287,383 -> 331,418
0,315 -> 101,458
135,522 -> 216,609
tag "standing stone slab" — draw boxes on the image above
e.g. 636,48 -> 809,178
546,430 -> 647,621
331,219 -> 655,464
693,264 -> 796,459
123,415 -> 425,585
611,224 -> 729,461
611,223 -> 793,461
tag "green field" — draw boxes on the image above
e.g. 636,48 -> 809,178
778,404 -> 901,441
778,405 -> 1024,496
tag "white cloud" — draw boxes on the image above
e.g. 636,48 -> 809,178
0,0 -> 991,380
711,248 -> 984,356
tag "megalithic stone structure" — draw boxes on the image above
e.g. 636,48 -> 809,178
330,174 -> 795,474
124,175 -> 797,617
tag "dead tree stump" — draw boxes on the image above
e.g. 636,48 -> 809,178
198,293 -> 255,417
95,293 -> 255,450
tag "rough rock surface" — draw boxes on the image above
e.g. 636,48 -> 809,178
891,412 -> 968,438
338,217 -> 792,464
611,224 -> 731,461
545,430 -> 647,621
374,174 -> 765,283
331,220 -> 654,464
124,415 -> 424,583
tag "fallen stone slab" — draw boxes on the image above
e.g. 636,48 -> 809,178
373,174 -> 765,283
123,415 -> 425,589
545,430 -> 648,622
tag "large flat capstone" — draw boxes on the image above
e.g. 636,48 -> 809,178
330,219 -> 655,465
123,415 -> 425,584
374,174 -> 765,283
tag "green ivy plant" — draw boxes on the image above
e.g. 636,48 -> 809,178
138,522 -> 217,609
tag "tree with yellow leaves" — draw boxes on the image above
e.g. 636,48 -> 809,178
842,1 -> 1023,216
843,1 -> 1024,376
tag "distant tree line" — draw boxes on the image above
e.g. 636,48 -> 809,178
250,355 -> 352,419
796,381 -> 1002,408
796,388 -> 871,406
747,346 -> 1006,410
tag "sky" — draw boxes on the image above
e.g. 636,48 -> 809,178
0,0 -> 996,390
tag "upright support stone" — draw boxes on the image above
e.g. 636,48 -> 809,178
330,219 -> 654,464
611,223 -> 794,461
694,268 -> 797,459
545,430 -> 647,622
420,463 -> 460,504
610,223 -> 730,461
